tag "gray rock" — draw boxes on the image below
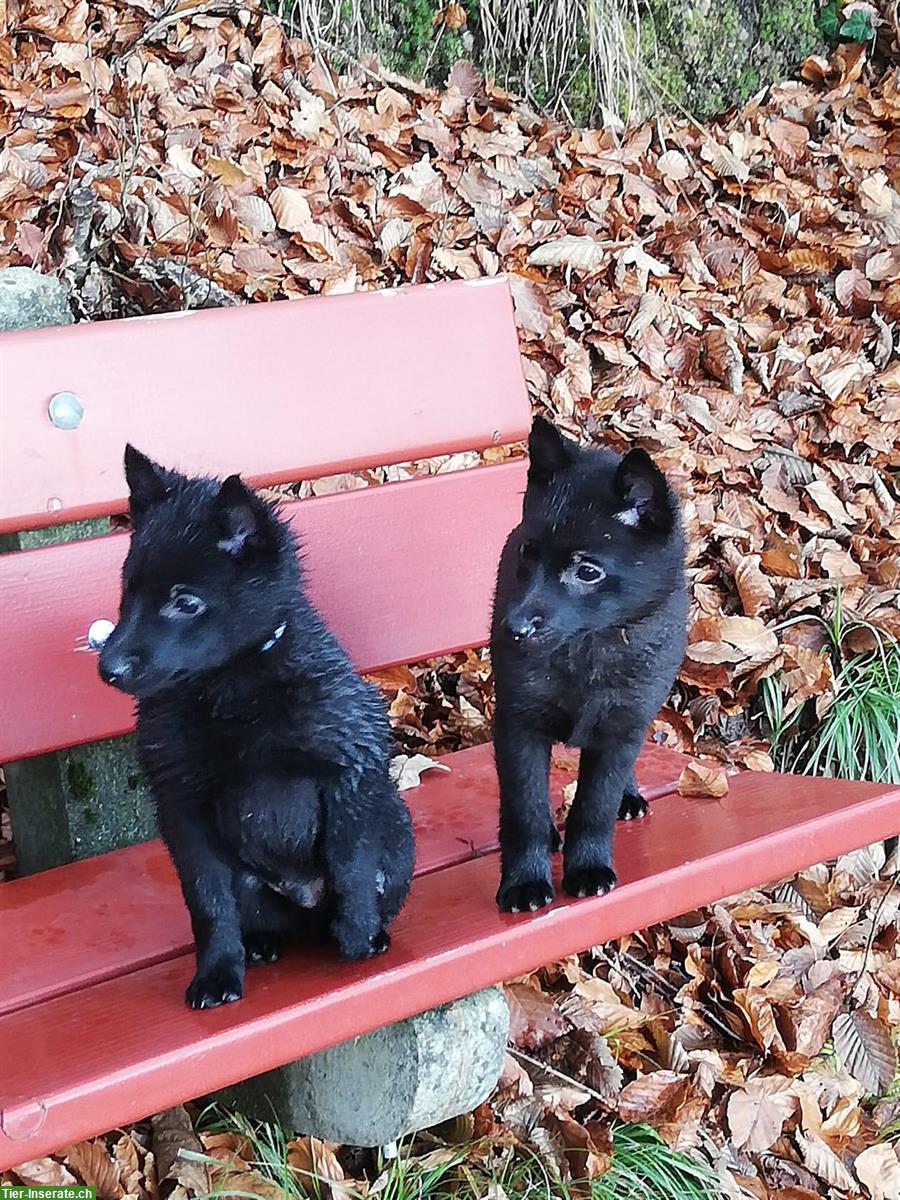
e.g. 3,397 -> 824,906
0,267 -> 73,332
219,987 -> 510,1146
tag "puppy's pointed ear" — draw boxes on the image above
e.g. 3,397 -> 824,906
613,448 -> 675,533
216,474 -> 273,556
124,444 -> 171,519
528,416 -> 577,484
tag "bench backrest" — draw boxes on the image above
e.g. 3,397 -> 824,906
0,278 -> 529,762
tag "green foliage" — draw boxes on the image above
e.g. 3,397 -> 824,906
591,1124 -> 725,1200
839,7 -> 876,41
818,1 -> 876,42
757,599 -> 900,785
817,1 -> 842,36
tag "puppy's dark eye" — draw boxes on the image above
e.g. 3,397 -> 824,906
163,592 -> 207,618
575,562 -> 603,583
175,594 -> 205,615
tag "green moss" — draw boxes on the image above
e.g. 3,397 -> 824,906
639,0 -> 824,119
67,758 -> 95,805
375,0 -> 471,83
736,64 -> 761,95
760,0 -> 817,45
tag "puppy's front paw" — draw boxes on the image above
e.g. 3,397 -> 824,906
186,961 -> 244,1009
497,877 -> 554,913
370,930 -> 391,955
618,791 -> 648,821
333,919 -> 391,960
244,931 -> 285,964
563,865 -> 617,899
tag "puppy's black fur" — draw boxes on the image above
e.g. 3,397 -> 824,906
99,447 -> 414,1008
491,418 -> 687,913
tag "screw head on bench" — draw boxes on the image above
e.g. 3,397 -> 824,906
48,391 -> 84,430
87,618 -> 116,651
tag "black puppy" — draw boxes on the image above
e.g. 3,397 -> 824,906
99,446 -> 414,1008
491,417 -> 687,913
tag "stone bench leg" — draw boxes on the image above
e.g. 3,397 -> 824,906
218,987 -> 509,1146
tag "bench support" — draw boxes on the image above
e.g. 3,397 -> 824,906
216,987 -> 510,1146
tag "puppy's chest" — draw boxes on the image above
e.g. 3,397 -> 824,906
527,645 -> 640,738
215,778 -> 322,874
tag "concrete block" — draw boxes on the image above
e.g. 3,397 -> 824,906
219,987 -> 509,1146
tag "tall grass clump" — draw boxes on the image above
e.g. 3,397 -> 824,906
758,601 -> 900,785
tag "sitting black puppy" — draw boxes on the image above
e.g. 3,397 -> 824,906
491,417 -> 687,913
99,446 -> 414,1008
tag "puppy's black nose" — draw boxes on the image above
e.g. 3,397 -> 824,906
99,652 -> 139,687
507,615 -> 542,641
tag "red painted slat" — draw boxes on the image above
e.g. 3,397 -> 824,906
0,461 -> 527,762
1,771 -> 896,1167
0,741 -> 688,1015
0,279 -> 528,535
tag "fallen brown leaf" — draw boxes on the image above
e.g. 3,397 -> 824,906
677,762 -> 729,798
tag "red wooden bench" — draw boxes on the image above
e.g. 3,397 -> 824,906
1,277 -> 897,1168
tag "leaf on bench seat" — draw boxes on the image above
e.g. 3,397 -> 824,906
676,761 -> 729,799
390,753 -> 451,790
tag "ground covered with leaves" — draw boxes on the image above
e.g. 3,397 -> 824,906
1,0 -> 900,1195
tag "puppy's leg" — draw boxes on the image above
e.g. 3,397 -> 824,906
235,871 -> 292,964
377,787 -> 415,928
618,766 -> 648,821
563,733 -> 644,898
495,712 -> 555,913
321,772 -> 395,960
157,806 -> 244,1009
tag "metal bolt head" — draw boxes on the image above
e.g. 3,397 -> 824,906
48,392 -> 84,430
87,618 -> 116,651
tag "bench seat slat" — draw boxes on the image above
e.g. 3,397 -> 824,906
0,461 -> 526,762
0,279 -> 528,534
1,770 -> 897,1168
0,741 -> 689,1016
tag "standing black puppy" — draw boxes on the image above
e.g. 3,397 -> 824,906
99,446 -> 414,1008
491,417 -> 687,913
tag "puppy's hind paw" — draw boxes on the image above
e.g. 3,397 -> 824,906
618,791 -> 648,821
186,962 -> 244,1009
497,878 -> 554,914
244,931 -> 285,964
563,865 -> 617,899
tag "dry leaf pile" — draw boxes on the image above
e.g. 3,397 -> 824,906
3,0 -> 899,761
494,841 -> 900,1198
